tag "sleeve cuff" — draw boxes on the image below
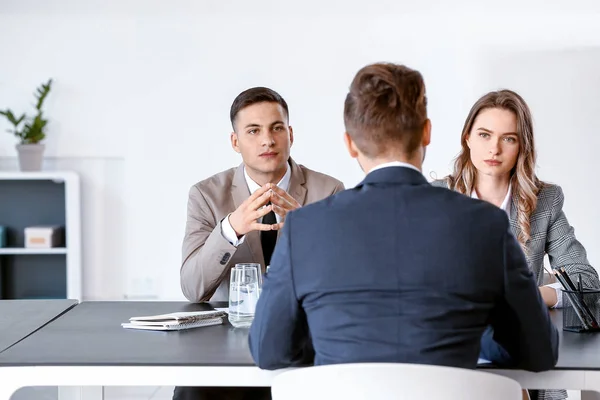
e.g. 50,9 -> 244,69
545,282 -> 563,308
221,214 -> 246,247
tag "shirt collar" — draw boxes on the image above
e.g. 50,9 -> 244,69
368,161 -> 422,175
471,184 -> 512,215
243,162 -> 292,194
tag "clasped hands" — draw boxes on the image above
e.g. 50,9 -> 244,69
229,183 -> 301,237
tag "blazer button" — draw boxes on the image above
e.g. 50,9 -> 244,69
220,252 -> 231,265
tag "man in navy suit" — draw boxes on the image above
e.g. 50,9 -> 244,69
248,62 -> 558,373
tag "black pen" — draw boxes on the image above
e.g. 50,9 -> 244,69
561,268 -> 598,329
555,270 -> 590,329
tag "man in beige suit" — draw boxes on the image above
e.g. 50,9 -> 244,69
180,87 -> 344,305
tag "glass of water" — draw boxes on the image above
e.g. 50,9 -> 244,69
229,263 -> 261,328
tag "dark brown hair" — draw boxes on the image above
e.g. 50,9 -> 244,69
230,87 -> 289,130
344,63 -> 428,158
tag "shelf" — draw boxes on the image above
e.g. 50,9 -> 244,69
0,248 -> 67,255
0,171 -> 81,299
0,171 -> 77,182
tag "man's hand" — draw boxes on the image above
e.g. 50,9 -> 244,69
269,184 -> 301,229
229,185 -> 278,237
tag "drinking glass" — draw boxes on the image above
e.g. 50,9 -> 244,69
228,263 -> 261,328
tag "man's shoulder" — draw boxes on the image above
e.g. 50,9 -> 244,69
379,178 -> 501,226
428,184 -> 510,232
190,166 -> 237,198
423,177 -> 504,218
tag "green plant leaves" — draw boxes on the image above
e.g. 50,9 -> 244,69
22,114 -> 47,143
0,109 -> 26,137
0,109 -> 25,126
0,79 -> 53,144
34,79 -> 53,111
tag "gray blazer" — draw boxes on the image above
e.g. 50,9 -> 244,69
432,179 -> 599,291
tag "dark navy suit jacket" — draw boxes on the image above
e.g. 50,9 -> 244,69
248,166 -> 558,372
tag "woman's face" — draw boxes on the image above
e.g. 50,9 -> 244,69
466,107 -> 520,179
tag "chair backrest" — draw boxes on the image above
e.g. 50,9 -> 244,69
271,363 -> 522,400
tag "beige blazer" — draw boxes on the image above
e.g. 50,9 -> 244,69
181,158 -> 345,302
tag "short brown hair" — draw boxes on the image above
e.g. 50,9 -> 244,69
230,87 -> 289,130
344,63 -> 428,158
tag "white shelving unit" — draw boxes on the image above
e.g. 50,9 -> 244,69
0,248 -> 68,255
0,171 -> 81,300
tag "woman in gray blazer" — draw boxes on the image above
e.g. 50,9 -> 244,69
434,89 -> 599,400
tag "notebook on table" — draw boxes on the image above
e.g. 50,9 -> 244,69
121,310 -> 227,331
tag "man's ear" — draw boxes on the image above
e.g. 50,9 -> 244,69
231,132 -> 240,153
289,126 -> 294,147
422,119 -> 431,147
344,132 -> 359,159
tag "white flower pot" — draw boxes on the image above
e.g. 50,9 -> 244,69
16,143 -> 45,171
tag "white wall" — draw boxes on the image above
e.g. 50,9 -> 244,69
1,0 -> 599,300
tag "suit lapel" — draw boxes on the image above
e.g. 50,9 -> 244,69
231,164 -> 249,210
288,158 -> 307,205
231,164 -> 265,266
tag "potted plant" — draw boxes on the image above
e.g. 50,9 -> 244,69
0,79 -> 53,171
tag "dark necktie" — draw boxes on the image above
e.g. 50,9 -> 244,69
261,203 -> 278,266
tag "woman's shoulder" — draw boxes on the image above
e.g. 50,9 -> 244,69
429,176 -> 450,189
536,182 -> 563,201
533,182 -> 566,216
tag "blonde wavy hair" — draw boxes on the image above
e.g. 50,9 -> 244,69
444,90 -> 545,251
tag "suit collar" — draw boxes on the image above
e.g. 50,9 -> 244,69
357,165 -> 428,188
232,164 -> 249,210
369,161 -> 421,175
232,158 -> 306,198
243,162 -> 292,195
470,183 -> 512,215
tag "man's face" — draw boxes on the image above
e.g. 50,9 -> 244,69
231,102 -> 293,177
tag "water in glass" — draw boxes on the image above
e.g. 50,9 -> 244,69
229,263 -> 261,328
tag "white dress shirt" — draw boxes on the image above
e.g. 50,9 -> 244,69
368,161 -> 422,175
470,184 -> 512,220
221,163 -> 292,247
471,185 -> 562,308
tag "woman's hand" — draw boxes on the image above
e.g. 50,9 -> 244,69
539,286 -> 558,308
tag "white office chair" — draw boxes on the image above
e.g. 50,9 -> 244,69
271,363 -> 523,400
